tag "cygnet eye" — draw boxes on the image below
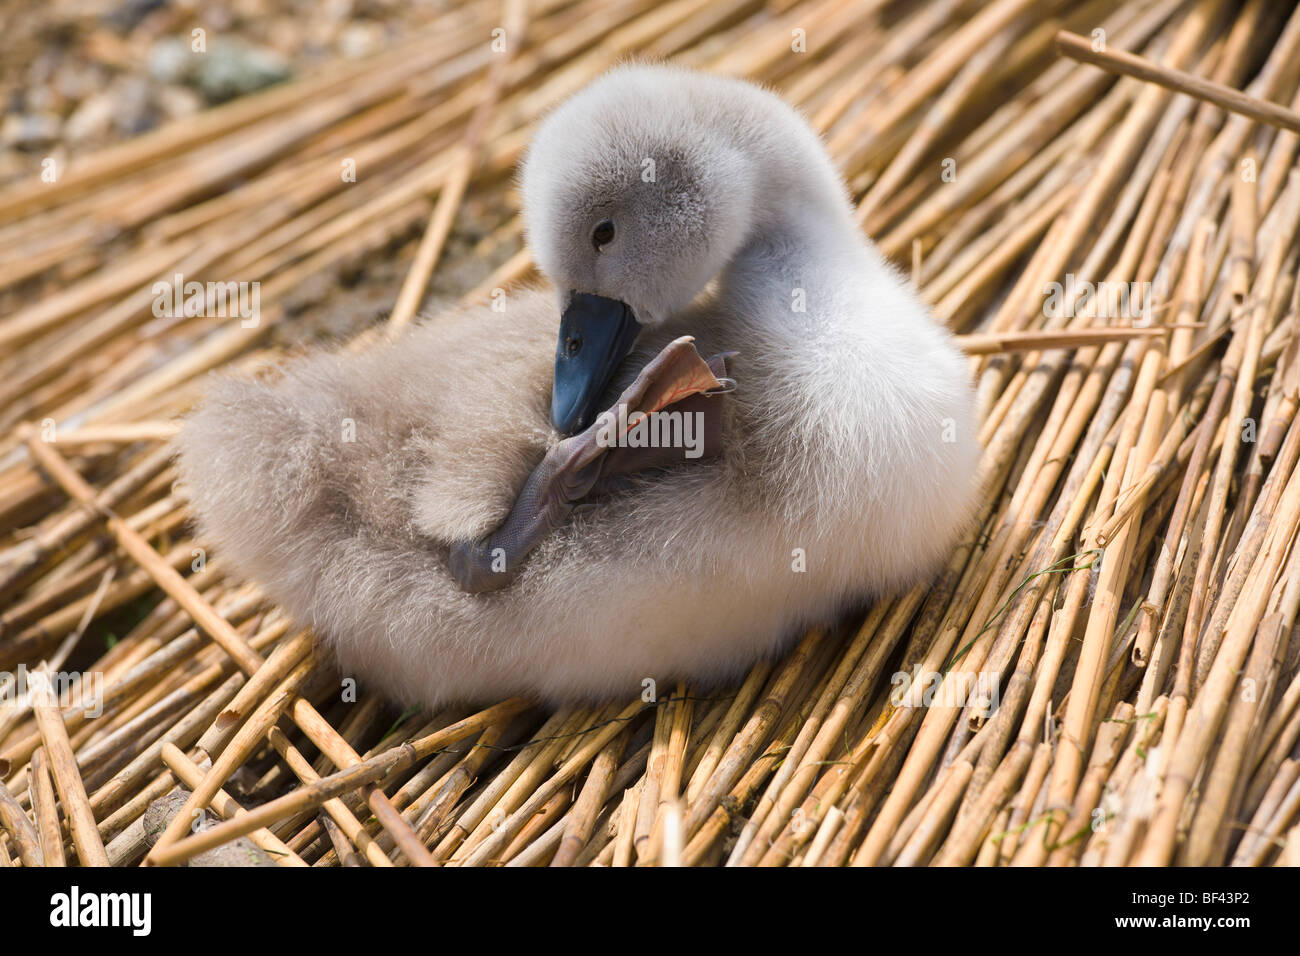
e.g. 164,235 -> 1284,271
592,219 -> 615,250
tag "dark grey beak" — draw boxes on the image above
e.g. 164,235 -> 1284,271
551,292 -> 641,435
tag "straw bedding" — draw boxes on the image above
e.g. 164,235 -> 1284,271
1,0 -> 1300,867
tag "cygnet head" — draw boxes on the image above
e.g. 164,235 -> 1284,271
522,64 -> 773,434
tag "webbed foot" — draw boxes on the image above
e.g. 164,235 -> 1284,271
447,336 -> 734,594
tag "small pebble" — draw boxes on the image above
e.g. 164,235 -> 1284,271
64,91 -> 116,141
1,112 -> 63,149
193,38 -> 292,103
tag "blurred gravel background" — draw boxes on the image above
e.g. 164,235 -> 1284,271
1,0 -> 450,186
2,0 -> 522,344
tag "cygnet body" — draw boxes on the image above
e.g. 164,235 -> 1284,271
177,65 -> 981,706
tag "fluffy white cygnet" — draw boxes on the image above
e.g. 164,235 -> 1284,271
176,64 -> 980,706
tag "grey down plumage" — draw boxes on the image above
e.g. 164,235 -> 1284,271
176,64 -> 981,706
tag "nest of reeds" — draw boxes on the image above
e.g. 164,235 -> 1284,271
2,0 -> 1300,868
